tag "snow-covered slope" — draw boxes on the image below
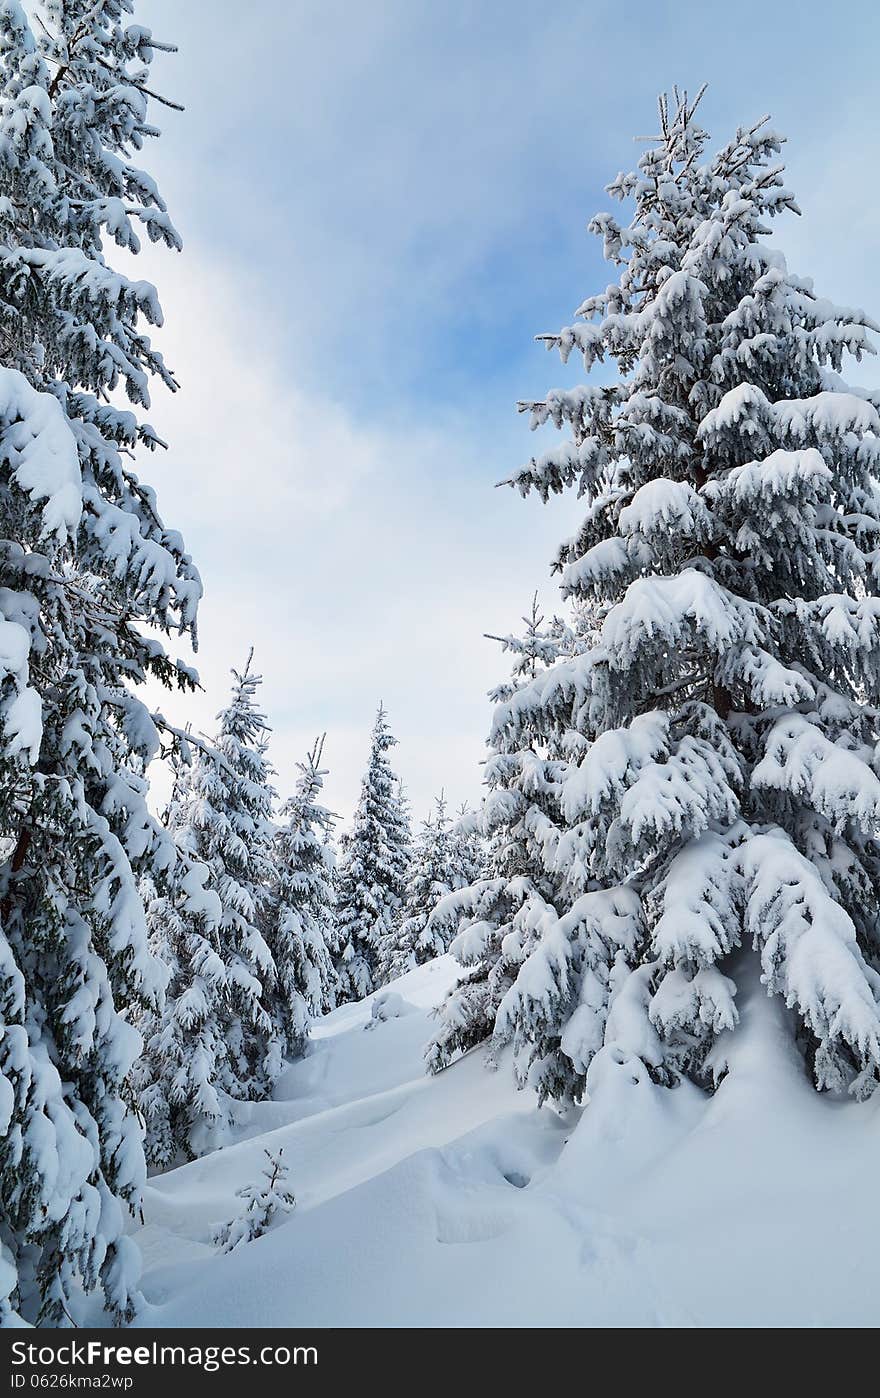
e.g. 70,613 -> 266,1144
132,955 -> 880,1328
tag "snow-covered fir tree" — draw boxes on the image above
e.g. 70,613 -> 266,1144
263,736 -> 338,1058
381,793 -> 459,980
426,601 -> 594,1091
133,770 -> 227,1168
0,0 -> 200,1324
334,705 -> 410,1001
212,1147 -> 295,1254
449,801 -> 488,890
160,658 -> 280,1107
430,89 -> 880,1105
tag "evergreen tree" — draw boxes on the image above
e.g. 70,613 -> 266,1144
0,1 -> 200,1323
264,736 -> 338,1059
426,602 -> 605,1094
168,658 -> 279,1102
212,1147 -> 295,1254
449,802 -> 488,890
432,92 -> 880,1104
381,793 -> 458,980
334,705 -> 410,1001
133,758 -> 228,1168
397,779 -> 413,871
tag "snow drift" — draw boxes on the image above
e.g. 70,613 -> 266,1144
125,954 -> 880,1328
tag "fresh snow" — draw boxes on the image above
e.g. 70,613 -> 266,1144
124,955 -> 880,1328
0,367 -> 82,541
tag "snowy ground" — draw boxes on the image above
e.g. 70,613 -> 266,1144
131,955 -> 880,1328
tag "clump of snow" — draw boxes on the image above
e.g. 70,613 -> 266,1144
364,990 -> 416,1030
0,366 -> 82,542
0,611 -> 41,763
618,478 -> 709,540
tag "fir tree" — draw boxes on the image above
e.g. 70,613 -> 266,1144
212,1147 -> 295,1254
426,602 -> 601,1093
0,1 -> 200,1323
133,776 -> 227,1168
172,657 -> 279,1101
449,802 -> 488,891
264,736 -> 337,1059
381,793 -> 458,979
334,705 -> 410,1001
432,91 -> 880,1105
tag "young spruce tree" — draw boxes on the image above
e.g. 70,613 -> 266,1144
264,736 -> 338,1058
134,753 -> 227,1168
167,658 -> 279,1104
0,0 -> 200,1324
334,705 -> 410,1001
212,1147 -> 295,1254
381,793 -> 459,980
430,89 -> 880,1105
426,600 -> 600,1091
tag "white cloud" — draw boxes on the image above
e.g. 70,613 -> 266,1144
130,0 -> 880,829
136,242 -> 575,822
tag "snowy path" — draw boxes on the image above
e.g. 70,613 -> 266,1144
134,956 -> 880,1328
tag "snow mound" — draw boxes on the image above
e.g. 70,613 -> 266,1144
364,990 -> 417,1029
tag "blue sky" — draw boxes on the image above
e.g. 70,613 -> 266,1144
133,0 -> 880,823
